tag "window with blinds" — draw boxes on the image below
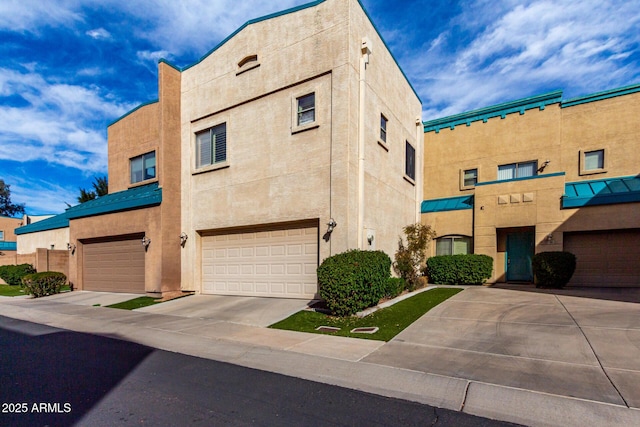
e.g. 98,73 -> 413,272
436,236 -> 472,255
405,141 -> 415,180
130,151 -> 156,184
498,161 -> 537,180
584,149 -> 604,170
196,123 -> 227,168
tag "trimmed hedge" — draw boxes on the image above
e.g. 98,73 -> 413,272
22,271 -> 67,298
0,264 -> 36,286
384,277 -> 406,299
533,251 -> 576,289
317,249 -> 391,316
425,254 -> 493,285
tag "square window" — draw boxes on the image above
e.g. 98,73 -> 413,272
380,114 -> 387,143
405,141 -> 415,180
584,149 -> 604,170
196,123 -> 227,168
297,93 -> 315,126
130,151 -> 156,184
463,168 -> 477,187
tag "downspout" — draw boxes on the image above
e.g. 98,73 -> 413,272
415,117 -> 423,223
358,37 -> 371,249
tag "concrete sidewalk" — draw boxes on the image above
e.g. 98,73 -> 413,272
1,288 -> 639,427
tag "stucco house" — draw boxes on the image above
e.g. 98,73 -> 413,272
15,0 -> 422,298
421,84 -> 640,287
0,215 -> 21,266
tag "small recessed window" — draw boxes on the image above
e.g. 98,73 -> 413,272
584,149 -> 604,170
498,161 -> 537,180
405,141 -> 416,180
436,236 -> 472,256
380,114 -> 388,143
130,151 -> 156,184
0,230 -> 4,241
196,123 -> 227,168
297,93 -> 315,126
463,168 -> 478,187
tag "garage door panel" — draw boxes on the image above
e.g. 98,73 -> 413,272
202,225 -> 318,298
565,230 -> 640,288
83,239 -> 145,293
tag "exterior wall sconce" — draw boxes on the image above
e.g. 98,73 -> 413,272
67,243 -> 76,254
367,234 -> 374,245
180,232 -> 188,247
323,218 -> 337,242
141,236 -> 151,251
546,233 -> 554,244
537,159 -> 551,173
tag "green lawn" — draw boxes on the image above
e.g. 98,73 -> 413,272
0,284 -> 29,297
270,287 -> 462,341
0,284 -> 71,297
106,297 -> 163,310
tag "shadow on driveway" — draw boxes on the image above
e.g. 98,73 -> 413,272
491,283 -> 640,304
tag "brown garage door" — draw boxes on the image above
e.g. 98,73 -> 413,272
202,225 -> 318,298
83,239 -> 145,293
564,230 -> 640,287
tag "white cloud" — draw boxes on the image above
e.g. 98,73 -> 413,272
0,0 -> 82,32
2,172 -> 78,215
86,27 -> 111,39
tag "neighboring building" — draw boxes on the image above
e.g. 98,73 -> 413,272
15,0 -> 422,298
421,84 -> 640,287
0,216 -> 21,265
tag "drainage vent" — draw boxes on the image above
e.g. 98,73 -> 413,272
316,326 -> 341,332
350,327 -> 379,334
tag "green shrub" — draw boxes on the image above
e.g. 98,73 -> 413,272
384,277 -> 406,299
317,249 -> 391,316
22,271 -> 67,298
425,254 -> 493,285
532,251 -> 576,289
393,223 -> 437,291
0,264 -> 36,286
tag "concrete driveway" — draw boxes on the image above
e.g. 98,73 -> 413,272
364,286 -> 640,409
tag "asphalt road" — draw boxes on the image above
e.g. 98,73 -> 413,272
0,315 -> 520,426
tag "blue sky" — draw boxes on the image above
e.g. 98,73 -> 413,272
1,0 -> 639,215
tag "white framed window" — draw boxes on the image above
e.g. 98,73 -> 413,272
380,114 -> 388,143
130,151 -> 156,184
580,149 -> 606,175
196,123 -> 227,169
297,93 -> 315,126
498,161 -> 537,181
436,236 -> 472,256
405,141 -> 416,181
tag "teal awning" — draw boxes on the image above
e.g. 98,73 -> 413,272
421,195 -> 474,213
15,183 -> 162,235
562,176 -> 640,208
0,241 -> 17,251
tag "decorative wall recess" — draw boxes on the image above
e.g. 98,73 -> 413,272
523,193 -> 535,202
510,194 -> 521,203
498,195 -> 509,204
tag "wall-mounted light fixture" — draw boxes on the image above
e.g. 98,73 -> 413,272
67,243 -> 76,254
323,218 -> 337,242
180,232 -> 188,247
367,234 -> 374,245
546,233 -> 554,244
141,236 -> 151,251
537,159 -> 551,173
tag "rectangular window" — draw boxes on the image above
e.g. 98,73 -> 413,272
436,236 -> 471,255
463,168 -> 478,187
196,123 -> 227,168
498,161 -> 537,181
0,230 -> 4,241
130,151 -> 156,184
584,149 -> 604,170
297,93 -> 315,126
380,114 -> 387,143
405,141 -> 415,180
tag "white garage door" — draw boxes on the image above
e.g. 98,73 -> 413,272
83,239 -> 145,293
564,230 -> 640,287
202,225 -> 318,298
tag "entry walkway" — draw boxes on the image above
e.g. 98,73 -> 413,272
1,287 -> 639,426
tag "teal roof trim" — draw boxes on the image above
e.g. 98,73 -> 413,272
108,99 -> 159,127
15,183 -> 162,235
476,172 -> 565,187
0,241 -> 17,251
423,91 -> 562,133
561,83 -> 640,108
562,175 -> 640,208
421,195 -> 474,213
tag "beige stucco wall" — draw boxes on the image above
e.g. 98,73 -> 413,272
0,216 -> 22,243
17,227 -> 70,254
422,89 -> 640,283
180,0 -> 421,291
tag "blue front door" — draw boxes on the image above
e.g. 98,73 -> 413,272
506,231 -> 534,281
